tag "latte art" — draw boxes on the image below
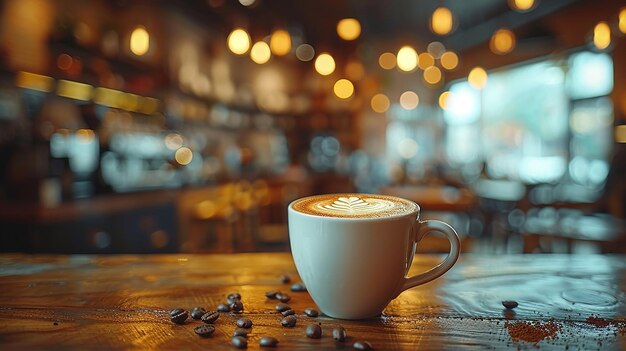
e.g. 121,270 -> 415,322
319,196 -> 394,214
291,193 -> 417,218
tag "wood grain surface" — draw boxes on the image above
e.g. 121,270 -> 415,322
0,253 -> 625,350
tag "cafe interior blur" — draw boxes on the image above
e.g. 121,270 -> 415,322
0,0 -> 625,255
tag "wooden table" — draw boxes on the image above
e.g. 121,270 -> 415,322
1,253 -> 625,350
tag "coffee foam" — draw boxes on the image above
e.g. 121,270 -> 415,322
291,194 -> 417,218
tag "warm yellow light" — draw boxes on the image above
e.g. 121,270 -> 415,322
440,51 -> 459,70
423,66 -> 442,85
93,87 -> 123,108
509,0 -> 535,11
270,29 -> 291,56
16,71 -> 54,92
397,46 -> 418,72
337,18 -> 361,41
76,129 -> 95,143
165,133 -> 183,150
370,94 -> 390,113
175,147 -> 193,165
490,29 -> 516,55
468,67 -> 488,90
57,80 -> 93,101
227,28 -> 251,55
333,79 -> 354,99
296,44 -> 315,61
345,61 -> 365,81
130,26 -> 149,56
379,52 -> 396,70
439,91 -> 452,110
616,125 -> 626,143
315,53 -> 336,76
418,53 -> 435,69
593,22 -> 611,50
399,91 -> 419,110
250,41 -> 271,64
430,7 -> 454,35
620,8 -> 626,34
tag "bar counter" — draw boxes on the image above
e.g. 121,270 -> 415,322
0,253 -> 625,350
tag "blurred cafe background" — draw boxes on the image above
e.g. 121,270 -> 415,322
0,0 -> 625,255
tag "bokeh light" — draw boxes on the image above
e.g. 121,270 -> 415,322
440,51 -> 459,70
490,29 -> 516,55
337,18 -> 361,41
593,22 -> 611,50
427,41 -> 446,58
228,28 -> 251,55
130,26 -> 149,56
250,41 -> 271,64
270,29 -> 291,56
468,67 -> 488,89
430,7 -> 454,35
423,66 -> 442,85
509,0 -> 535,12
418,52 -> 435,69
379,52 -> 396,70
370,94 -> 390,113
315,53 -> 336,75
439,91 -> 452,110
175,147 -> 193,165
397,46 -> 418,72
333,79 -> 354,99
296,44 -> 315,61
399,91 -> 419,110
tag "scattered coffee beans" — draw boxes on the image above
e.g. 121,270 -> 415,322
305,324 -> 322,339
194,324 -> 215,337
231,300 -> 244,313
236,318 -> 253,328
200,311 -> 220,324
304,308 -> 319,317
290,282 -> 307,292
280,274 -> 291,284
275,303 -> 291,312
217,303 -> 231,312
280,315 -> 297,327
353,340 -> 372,350
332,326 -> 347,341
259,336 -> 279,347
502,300 -> 519,309
281,309 -> 295,316
233,328 -> 249,338
265,290 -> 279,299
191,307 -> 206,320
231,335 -> 248,349
276,293 -> 291,303
228,293 -> 242,302
170,308 -> 188,324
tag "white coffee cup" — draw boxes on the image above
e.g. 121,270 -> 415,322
288,193 -> 460,319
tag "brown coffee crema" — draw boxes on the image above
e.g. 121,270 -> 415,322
291,194 -> 417,218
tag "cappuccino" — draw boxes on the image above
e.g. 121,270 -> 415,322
291,194 -> 417,219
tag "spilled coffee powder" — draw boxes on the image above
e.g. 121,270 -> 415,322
505,320 -> 560,343
585,316 -> 611,328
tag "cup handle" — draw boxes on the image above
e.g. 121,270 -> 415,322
401,220 -> 461,292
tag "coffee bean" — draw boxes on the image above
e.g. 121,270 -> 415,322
305,324 -> 322,339
228,292 -> 242,302
236,318 -> 253,328
290,282 -> 307,292
217,303 -> 231,312
265,290 -> 279,299
353,341 -> 372,350
230,300 -> 244,313
280,274 -> 291,284
276,293 -> 291,303
280,315 -> 297,327
275,303 -> 291,312
502,300 -> 518,309
170,308 -> 188,324
191,307 -> 206,320
201,311 -> 219,324
233,328 -> 249,338
332,326 -> 347,341
231,335 -> 248,349
194,324 -> 215,337
281,309 -> 295,316
304,308 -> 319,317
259,336 -> 279,347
